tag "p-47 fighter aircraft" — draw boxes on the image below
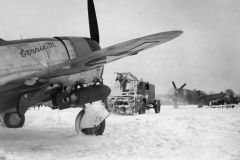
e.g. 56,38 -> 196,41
0,0 -> 182,135
171,81 -> 226,108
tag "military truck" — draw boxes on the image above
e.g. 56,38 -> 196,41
107,72 -> 161,114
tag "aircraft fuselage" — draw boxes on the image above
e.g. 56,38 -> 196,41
0,37 -> 104,113
0,37 -> 103,89
176,89 -> 206,104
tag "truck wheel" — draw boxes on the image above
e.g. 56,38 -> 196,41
75,110 -> 106,135
154,100 -> 161,113
138,101 -> 146,114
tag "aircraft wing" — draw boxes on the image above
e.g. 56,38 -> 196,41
196,92 -> 227,102
5,31 -> 182,88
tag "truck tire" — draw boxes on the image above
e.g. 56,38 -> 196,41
154,100 -> 161,113
138,101 -> 146,114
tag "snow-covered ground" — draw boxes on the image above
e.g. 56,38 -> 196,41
0,105 -> 240,160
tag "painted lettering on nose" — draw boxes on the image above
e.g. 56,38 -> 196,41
19,43 -> 57,57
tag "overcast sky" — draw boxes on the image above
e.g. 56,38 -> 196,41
1,0 -> 240,94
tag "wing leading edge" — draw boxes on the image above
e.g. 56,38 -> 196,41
4,30 -> 183,86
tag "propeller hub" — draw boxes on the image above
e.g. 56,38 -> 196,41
172,81 -> 186,98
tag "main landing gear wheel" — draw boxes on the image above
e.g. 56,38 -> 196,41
154,100 -> 161,113
75,110 -> 106,135
0,112 -> 25,128
138,101 -> 146,114
198,103 -> 203,108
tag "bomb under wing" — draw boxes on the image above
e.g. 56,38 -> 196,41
55,85 -> 111,110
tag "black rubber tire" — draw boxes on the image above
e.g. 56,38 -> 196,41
2,112 -> 25,128
0,114 -> 5,127
75,110 -> 106,135
138,101 -> 146,114
198,103 -> 203,108
154,100 -> 161,114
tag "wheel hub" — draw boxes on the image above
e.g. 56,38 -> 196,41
82,124 -> 101,135
9,113 -> 21,126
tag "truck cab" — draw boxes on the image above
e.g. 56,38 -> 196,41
107,72 -> 161,114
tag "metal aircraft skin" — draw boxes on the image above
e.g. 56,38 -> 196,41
171,81 -> 226,108
0,0 -> 183,134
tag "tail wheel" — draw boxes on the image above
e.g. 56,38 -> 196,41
0,112 -> 25,128
75,110 -> 106,135
154,100 -> 161,113
138,101 -> 146,114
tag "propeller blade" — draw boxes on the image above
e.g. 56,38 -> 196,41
172,81 -> 177,90
88,0 -> 99,43
179,83 -> 186,90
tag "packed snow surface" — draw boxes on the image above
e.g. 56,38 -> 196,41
0,105 -> 240,160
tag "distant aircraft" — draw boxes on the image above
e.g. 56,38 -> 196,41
0,0 -> 182,135
171,81 -> 226,108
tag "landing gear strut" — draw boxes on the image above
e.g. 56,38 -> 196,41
198,100 -> 204,108
0,112 -> 25,128
173,101 -> 178,109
